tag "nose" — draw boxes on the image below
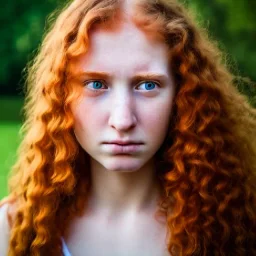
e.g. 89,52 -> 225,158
108,94 -> 137,132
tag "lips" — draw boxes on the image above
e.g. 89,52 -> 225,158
102,143 -> 143,154
103,140 -> 143,145
109,143 -> 142,146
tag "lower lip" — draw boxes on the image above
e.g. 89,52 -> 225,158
102,143 -> 143,154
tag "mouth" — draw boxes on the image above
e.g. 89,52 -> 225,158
108,143 -> 142,146
102,143 -> 144,154
103,141 -> 144,146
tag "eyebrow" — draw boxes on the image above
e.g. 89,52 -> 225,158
72,71 -> 170,84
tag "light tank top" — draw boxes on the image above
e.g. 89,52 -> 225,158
61,238 -> 72,256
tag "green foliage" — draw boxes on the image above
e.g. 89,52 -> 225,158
0,0 -> 65,95
0,97 -> 24,122
0,0 -> 255,105
185,0 -> 256,106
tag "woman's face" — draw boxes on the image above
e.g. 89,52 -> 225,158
71,21 -> 175,173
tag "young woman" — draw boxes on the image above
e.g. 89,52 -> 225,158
0,0 -> 256,255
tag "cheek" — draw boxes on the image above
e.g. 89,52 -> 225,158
72,102 -> 95,149
141,100 -> 173,137
72,101 -> 91,133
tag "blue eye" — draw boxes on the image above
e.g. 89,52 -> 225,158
137,81 -> 157,91
84,80 -> 158,92
84,80 -> 105,91
92,81 -> 104,89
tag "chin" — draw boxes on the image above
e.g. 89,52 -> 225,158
101,157 -> 146,173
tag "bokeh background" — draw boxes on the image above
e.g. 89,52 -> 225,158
0,0 -> 256,199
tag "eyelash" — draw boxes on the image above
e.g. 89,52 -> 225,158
83,80 -> 160,93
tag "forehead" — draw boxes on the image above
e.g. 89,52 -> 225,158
73,21 -> 170,76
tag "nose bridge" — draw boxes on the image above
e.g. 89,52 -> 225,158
108,85 -> 137,131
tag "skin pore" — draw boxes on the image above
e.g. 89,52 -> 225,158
67,2 -> 175,255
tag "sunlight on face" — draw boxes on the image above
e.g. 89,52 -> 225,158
70,19 -> 175,173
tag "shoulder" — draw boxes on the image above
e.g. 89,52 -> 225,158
0,196 -> 16,255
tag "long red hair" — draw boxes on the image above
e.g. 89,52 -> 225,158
1,0 -> 256,255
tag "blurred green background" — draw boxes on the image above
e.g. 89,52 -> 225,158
0,0 -> 256,199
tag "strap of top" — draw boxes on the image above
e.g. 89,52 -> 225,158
61,238 -> 72,256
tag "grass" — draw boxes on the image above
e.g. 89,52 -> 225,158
0,122 -> 21,199
0,97 -> 23,199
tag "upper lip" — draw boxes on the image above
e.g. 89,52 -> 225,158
103,140 -> 143,145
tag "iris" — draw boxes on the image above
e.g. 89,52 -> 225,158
144,82 -> 156,90
93,81 -> 103,89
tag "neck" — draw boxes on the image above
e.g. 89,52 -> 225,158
87,157 -> 161,217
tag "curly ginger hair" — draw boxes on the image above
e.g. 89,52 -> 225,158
1,0 -> 256,255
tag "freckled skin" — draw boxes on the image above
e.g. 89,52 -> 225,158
71,21 -> 175,174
